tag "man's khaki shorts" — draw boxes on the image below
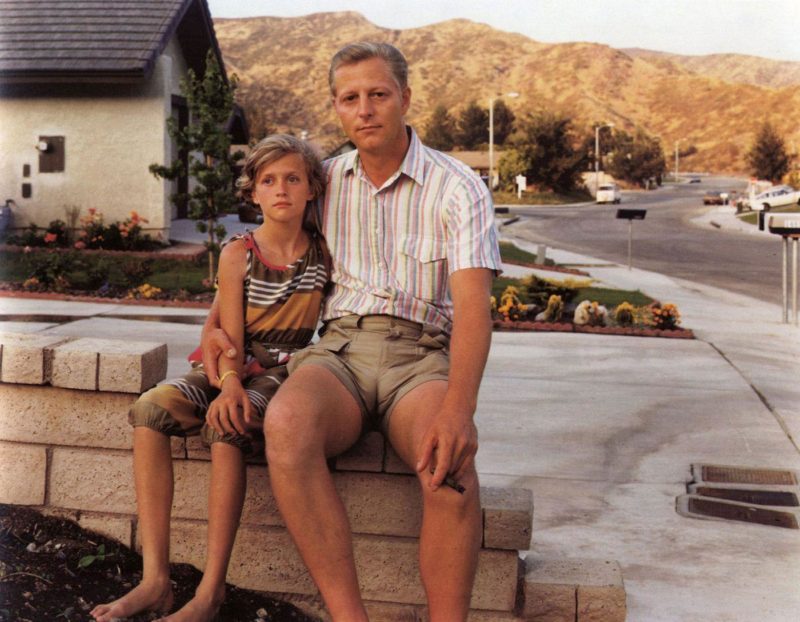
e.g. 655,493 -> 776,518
288,315 -> 450,433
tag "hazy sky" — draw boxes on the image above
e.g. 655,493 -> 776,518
206,0 -> 800,62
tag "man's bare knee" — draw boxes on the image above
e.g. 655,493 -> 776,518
264,366 -> 361,467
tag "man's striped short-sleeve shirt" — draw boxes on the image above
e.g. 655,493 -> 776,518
320,127 -> 502,334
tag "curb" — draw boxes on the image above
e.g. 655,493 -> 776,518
503,260 -> 590,277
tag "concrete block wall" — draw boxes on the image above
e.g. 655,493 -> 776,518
0,332 -> 625,620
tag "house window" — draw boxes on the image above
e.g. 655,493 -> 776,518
38,136 -> 65,173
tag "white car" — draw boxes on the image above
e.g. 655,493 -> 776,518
596,184 -> 621,204
748,185 -> 800,211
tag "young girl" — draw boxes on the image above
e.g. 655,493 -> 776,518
91,134 -> 329,622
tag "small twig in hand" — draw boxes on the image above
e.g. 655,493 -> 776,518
444,475 -> 466,494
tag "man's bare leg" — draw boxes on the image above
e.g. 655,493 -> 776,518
388,381 -> 482,622
91,427 -> 175,621
264,365 -> 367,621
158,442 -> 246,621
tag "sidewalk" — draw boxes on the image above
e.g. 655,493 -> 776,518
1,223 -> 799,620
485,231 -> 800,621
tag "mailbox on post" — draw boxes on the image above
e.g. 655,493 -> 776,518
615,208 -> 647,270
616,208 -> 647,221
766,213 -> 800,325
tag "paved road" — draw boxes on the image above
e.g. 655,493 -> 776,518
503,177 -> 785,305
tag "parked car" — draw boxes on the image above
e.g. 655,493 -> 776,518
237,201 -> 263,224
702,191 -> 724,205
746,185 -> 800,212
596,184 -> 621,204
689,178 -> 702,183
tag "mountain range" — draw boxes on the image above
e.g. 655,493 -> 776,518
214,11 -> 800,174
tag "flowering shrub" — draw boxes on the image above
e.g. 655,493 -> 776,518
6,220 -> 70,248
521,274 -> 581,307
22,250 -> 79,291
613,302 -> 635,326
573,300 -> 608,326
496,286 -> 530,321
7,210 -> 160,251
649,302 -> 681,330
127,283 -> 163,300
75,209 -> 155,251
535,294 -> 564,322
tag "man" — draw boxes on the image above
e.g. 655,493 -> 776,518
203,42 -> 502,620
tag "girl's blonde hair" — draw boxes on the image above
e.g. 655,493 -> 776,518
236,134 -> 326,232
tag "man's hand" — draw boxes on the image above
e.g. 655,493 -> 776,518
201,328 -> 237,387
206,378 -> 253,436
416,399 -> 479,491
414,267 -> 492,491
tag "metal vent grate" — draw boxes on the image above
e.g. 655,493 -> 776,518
678,464 -> 800,529
687,497 -> 798,529
701,465 -> 797,486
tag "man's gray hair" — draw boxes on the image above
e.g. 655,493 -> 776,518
328,42 -> 408,95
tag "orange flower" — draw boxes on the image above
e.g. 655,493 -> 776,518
44,232 -> 58,243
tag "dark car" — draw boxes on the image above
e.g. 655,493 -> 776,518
702,191 -> 724,205
237,201 -> 263,224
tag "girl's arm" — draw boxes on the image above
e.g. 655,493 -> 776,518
206,239 -> 252,436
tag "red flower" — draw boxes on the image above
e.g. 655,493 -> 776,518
44,232 -> 58,243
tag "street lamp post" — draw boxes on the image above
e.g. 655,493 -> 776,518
488,92 -> 519,191
674,138 -> 685,182
594,123 -> 614,197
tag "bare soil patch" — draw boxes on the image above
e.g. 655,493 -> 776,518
0,504 -> 314,622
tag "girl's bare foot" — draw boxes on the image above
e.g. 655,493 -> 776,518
157,585 -> 224,622
90,578 -> 173,622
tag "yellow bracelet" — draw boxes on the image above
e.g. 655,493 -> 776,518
218,370 -> 239,387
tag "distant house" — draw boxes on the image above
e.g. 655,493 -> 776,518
445,150 -> 505,187
0,0 -> 247,240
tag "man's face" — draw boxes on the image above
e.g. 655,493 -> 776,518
332,57 -> 410,155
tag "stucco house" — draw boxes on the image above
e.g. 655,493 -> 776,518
0,0 -> 246,241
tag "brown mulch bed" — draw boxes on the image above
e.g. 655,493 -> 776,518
493,319 -> 695,339
0,285 -> 214,309
0,504 -> 315,622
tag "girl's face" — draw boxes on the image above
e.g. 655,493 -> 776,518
251,153 -> 314,227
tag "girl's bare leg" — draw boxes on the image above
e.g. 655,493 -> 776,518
158,442 -> 246,622
91,427 -> 175,621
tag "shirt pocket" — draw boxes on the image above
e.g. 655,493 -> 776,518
397,236 -> 448,302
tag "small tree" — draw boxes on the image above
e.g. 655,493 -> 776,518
423,105 -> 457,151
498,148 -> 527,191
150,50 -> 241,282
456,101 -> 489,150
607,129 -> 666,188
747,121 -> 791,184
512,112 -> 588,193
492,99 -> 516,146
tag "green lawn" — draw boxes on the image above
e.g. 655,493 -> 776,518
493,189 -> 593,206
498,241 -> 543,265
738,204 -> 799,226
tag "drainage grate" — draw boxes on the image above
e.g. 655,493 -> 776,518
693,486 -> 799,508
678,464 -> 800,529
687,497 -> 799,529
701,465 -> 797,486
